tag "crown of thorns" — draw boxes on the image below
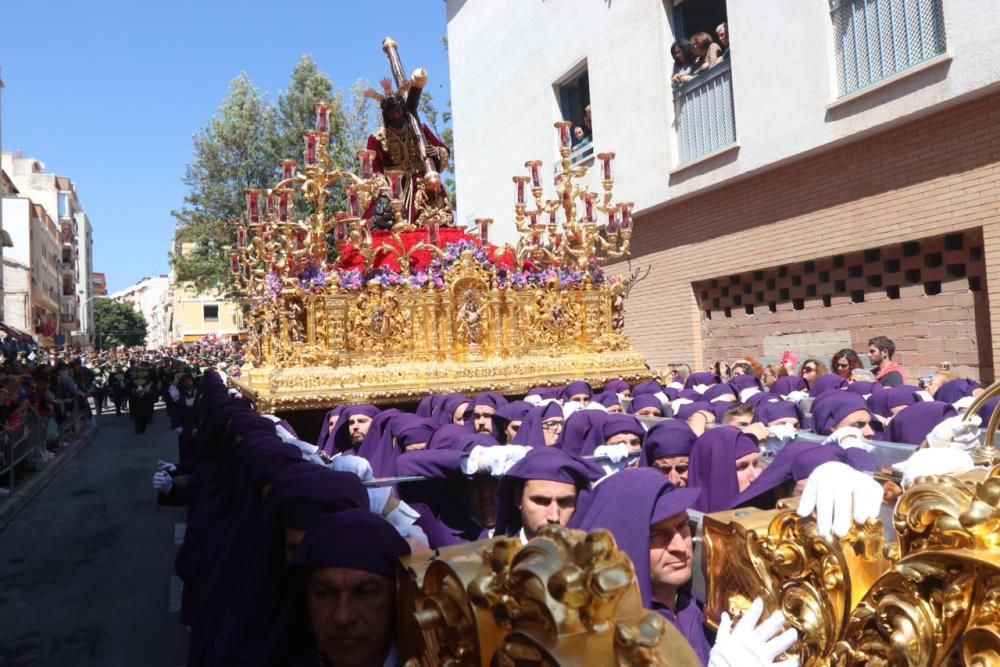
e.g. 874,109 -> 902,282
363,78 -> 411,104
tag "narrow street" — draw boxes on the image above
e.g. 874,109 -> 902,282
0,406 -> 188,667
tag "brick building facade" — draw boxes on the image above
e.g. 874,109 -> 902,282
620,90 -> 1000,382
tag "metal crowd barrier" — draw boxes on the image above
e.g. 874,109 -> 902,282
0,403 -> 87,494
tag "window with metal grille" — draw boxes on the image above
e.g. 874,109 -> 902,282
830,0 -> 946,97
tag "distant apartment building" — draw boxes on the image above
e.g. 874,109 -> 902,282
0,194 -> 60,345
91,271 -> 107,297
2,152 -> 94,347
170,233 -> 242,344
109,275 -> 172,349
448,0 -> 1000,382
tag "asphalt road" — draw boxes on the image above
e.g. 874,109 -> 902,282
0,406 -> 189,667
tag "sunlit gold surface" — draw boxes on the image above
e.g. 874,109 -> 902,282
230,42 -> 649,412
397,526 -> 702,666
704,465 -> 1000,666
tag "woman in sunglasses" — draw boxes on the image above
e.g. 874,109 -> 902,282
831,348 -> 863,380
798,358 -> 828,390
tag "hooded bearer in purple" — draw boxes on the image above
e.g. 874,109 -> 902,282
687,425 -> 762,513
569,468 -> 710,664
279,510 -> 410,667
494,447 -> 603,541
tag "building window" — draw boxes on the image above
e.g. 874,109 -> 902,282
668,0 -> 734,165
830,0 -> 946,97
58,193 -> 70,218
555,65 -> 593,166
203,304 -> 220,322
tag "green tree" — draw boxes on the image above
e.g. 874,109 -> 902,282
170,73 -> 279,294
94,299 -> 147,350
344,79 -> 375,161
275,55 -> 352,220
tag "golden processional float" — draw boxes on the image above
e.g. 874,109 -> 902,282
227,39 -> 1000,665
229,40 -> 649,414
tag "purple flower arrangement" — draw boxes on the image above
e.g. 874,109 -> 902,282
297,263 -> 328,293
319,240 -> 615,293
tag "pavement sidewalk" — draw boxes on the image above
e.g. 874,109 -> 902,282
0,419 -> 99,532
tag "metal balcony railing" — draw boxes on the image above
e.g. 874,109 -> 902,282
830,0 -> 947,97
674,60 -> 737,165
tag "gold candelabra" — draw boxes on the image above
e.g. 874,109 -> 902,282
511,120 -> 634,272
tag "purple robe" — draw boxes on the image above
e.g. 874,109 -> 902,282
561,380 -> 593,400
684,372 -> 720,390
569,469 -> 708,664
632,380 -> 665,396
753,399 -> 801,426
494,447 -> 603,536
733,440 -> 876,509
629,393 -> 666,416
703,383 -> 737,403
512,401 -> 563,448
494,400 -> 534,443
642,420 -> 696,466
687,426 -> 759,513
604,379 -> 631,394
887,401 -> 957,445
935,378 -> 980,404
770,376 -> 807,396
592,390 -> 623,411
435,393 -> 470,427
556,410 -> 608,456
675,401 -> 713,421
810,374 -> 848,397
810,391 -> 870,435
315,406 -> 343,455
329,404 -> 381,454
886,384 -> 923,411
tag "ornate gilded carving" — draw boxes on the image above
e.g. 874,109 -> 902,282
704,465 -> 1000,667
398,526 -> 702,667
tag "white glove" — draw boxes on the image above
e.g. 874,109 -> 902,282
893,448 -> 976,488
768,423 -> 797,442
670,398 -> 693,415
821,426 -> 869,450
562,401 -> 584,419
915,390 -> 934,402
157,460 -> 177,472
797,461 -> 883,538
692,383 -> 710,395
464,445 -> 530,477
152,471 -> 173,494
593,443 -> 632,463
952,396 -> 975,413
174,427 -> 183,434
925,415 -> 982,450
709,598 -> 799,667
330,454 -> 375,482
784,390 -> 809,403
167,385 -> 180,402
583,401 -> 609,412
396,523 -> 430,552
667,381 -> 684,391
385,500 -> 420,528
367,486 -> 392,515
740,387 -> 762,403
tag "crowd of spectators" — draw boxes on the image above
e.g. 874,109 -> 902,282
671,22 -> 730,90
0,336 -> 244,493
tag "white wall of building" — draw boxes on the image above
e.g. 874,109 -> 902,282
109,275 -> 173,349
75,211 -> 94,345
446,0 -> 1000,237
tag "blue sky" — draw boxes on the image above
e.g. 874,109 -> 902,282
0,0 -> 451,293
